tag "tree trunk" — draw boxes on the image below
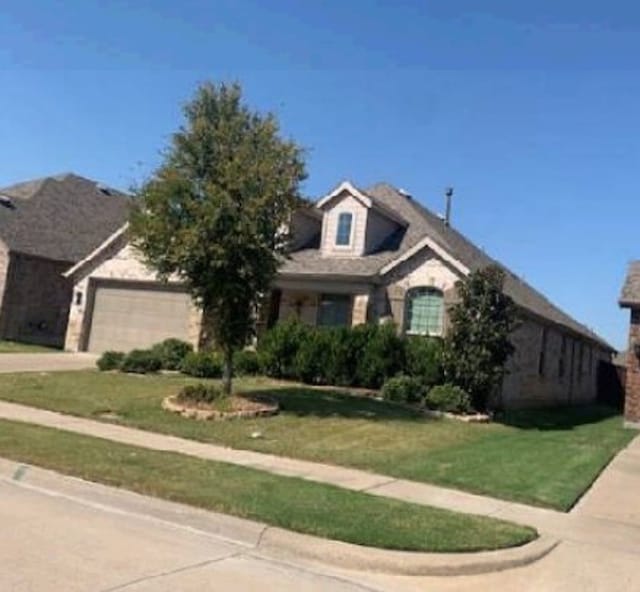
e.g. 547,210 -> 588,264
222,347 -> 233,396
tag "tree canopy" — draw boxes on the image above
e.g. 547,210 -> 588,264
130,82 -> 307,393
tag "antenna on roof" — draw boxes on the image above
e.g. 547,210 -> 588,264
444,187 -> 453,226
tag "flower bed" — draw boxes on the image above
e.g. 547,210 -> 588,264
162,393 -> 279,421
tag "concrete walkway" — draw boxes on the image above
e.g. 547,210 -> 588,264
0,399 -> 638,556
0,352 -> 97,373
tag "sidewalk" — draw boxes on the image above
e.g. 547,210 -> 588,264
0,400 -> 638,554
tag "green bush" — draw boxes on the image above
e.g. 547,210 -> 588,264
405,337 -> 444,388
96,351 -> 125,371
152,338 -> 194,370
356,323 -> 406,389
425,384 -> 472,414
233,349 -> 261,376
381,375 -> 426,404
176,383 -> 225,404
121,349 -> 162,374
293,328 -> 335,384
180,351 -> 223,378
258,319 -> 310,378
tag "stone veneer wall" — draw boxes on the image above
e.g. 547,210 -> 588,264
624,308 -> 640,427
0,252 -> 72,347
65,240 -> 202,352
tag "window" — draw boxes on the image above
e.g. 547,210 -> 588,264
335,212 -> 353,246
317,294 -> 352,327
538,327 -> 548,376
405,288 -> 444,336
559,335 -> 567,381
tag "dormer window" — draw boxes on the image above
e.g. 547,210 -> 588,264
335,212 -> 353,246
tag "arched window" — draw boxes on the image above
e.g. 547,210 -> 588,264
405,287 -> 444,336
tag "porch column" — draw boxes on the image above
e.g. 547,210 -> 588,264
351,294 -> 369,326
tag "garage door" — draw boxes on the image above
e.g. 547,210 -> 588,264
87,283 -> 192,353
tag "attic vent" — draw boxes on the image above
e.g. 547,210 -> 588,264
96,184 -> 112,196
0,194 -> 15,209
398,188 -> 412,200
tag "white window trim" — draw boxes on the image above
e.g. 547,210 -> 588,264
404,287 -> 445,337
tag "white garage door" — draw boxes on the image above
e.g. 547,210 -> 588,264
87,283 -> 192,353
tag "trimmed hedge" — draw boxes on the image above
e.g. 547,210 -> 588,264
96,351 -> 125,371
152,338 -> 193,371
176,383 -> 225,404
121,349 -> 163,374
381,375 -> 426,404
258,320 -> 434,389
180,351 -> 223,378
233,350 -> 261,376
425,384 -> 472,414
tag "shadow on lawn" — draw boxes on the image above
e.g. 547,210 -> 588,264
249,386 -> 430,422
500,405 -> 621,431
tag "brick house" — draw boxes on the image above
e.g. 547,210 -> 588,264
0,174 -> 129,347
64,180 -> 613,408
619,261 -> 640,428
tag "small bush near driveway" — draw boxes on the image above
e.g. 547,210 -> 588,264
151,338 -> 193,371
425,384 -> 472,414
96,351 -> 125,371
121,349 -> 163,374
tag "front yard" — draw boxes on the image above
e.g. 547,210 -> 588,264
0,340 -> 59,353
0,371 -> 634,511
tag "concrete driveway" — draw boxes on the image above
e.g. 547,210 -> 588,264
0,352 -> 97,373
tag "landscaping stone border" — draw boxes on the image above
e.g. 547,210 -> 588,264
162,394 -> 279,421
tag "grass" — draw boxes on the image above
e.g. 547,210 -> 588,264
0,418 -> 535,552
0,371 -> 634,511
0,340 -> 59,353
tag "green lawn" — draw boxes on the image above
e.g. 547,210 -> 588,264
0,340 -> 59,353
0,371 -> 634,511
0,419 -> 535,552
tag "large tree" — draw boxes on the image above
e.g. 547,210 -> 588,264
442,265 -> 518,411
130,82 -> 306,394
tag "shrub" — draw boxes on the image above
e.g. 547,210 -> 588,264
405,337 -> 444,388
233,349 -> 261,376
152,338 -> 194,370
176,383 -> 225,405
425,384 -> 472,414
96,351 -> 125,371
293,328 -> 335,384
258,319 -> 310,378
381,375 -> 426,404
121,349 -> 162,374
356,323 -> 406,389
180,351 -> 223,378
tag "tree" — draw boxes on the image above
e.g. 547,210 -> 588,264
442,265 -> 518,411
130,82 -> 306,395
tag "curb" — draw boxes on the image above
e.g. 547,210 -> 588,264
0,458 -> 557,576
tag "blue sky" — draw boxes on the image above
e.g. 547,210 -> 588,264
1,1 -> 639,348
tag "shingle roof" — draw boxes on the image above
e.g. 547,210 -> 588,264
282,182 -> 612,349
620,261 -> 640,306
0,173 -> 130,263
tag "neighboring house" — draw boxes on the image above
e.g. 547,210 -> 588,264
0,173 -> 129,347
619,261 -> 640,428
64,181 -> 613,408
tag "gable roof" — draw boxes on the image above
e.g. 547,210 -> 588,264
282,182 -> 612,350
620,261 -> 640,307
0,173 -> 130,263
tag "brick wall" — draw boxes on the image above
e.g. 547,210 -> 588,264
625,308 -> 640,426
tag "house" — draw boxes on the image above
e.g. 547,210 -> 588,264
0,173 -> 129,347
64,180 -> 613,408
619,261 -> 640,428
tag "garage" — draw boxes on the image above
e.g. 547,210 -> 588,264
86,281 -> 192,353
